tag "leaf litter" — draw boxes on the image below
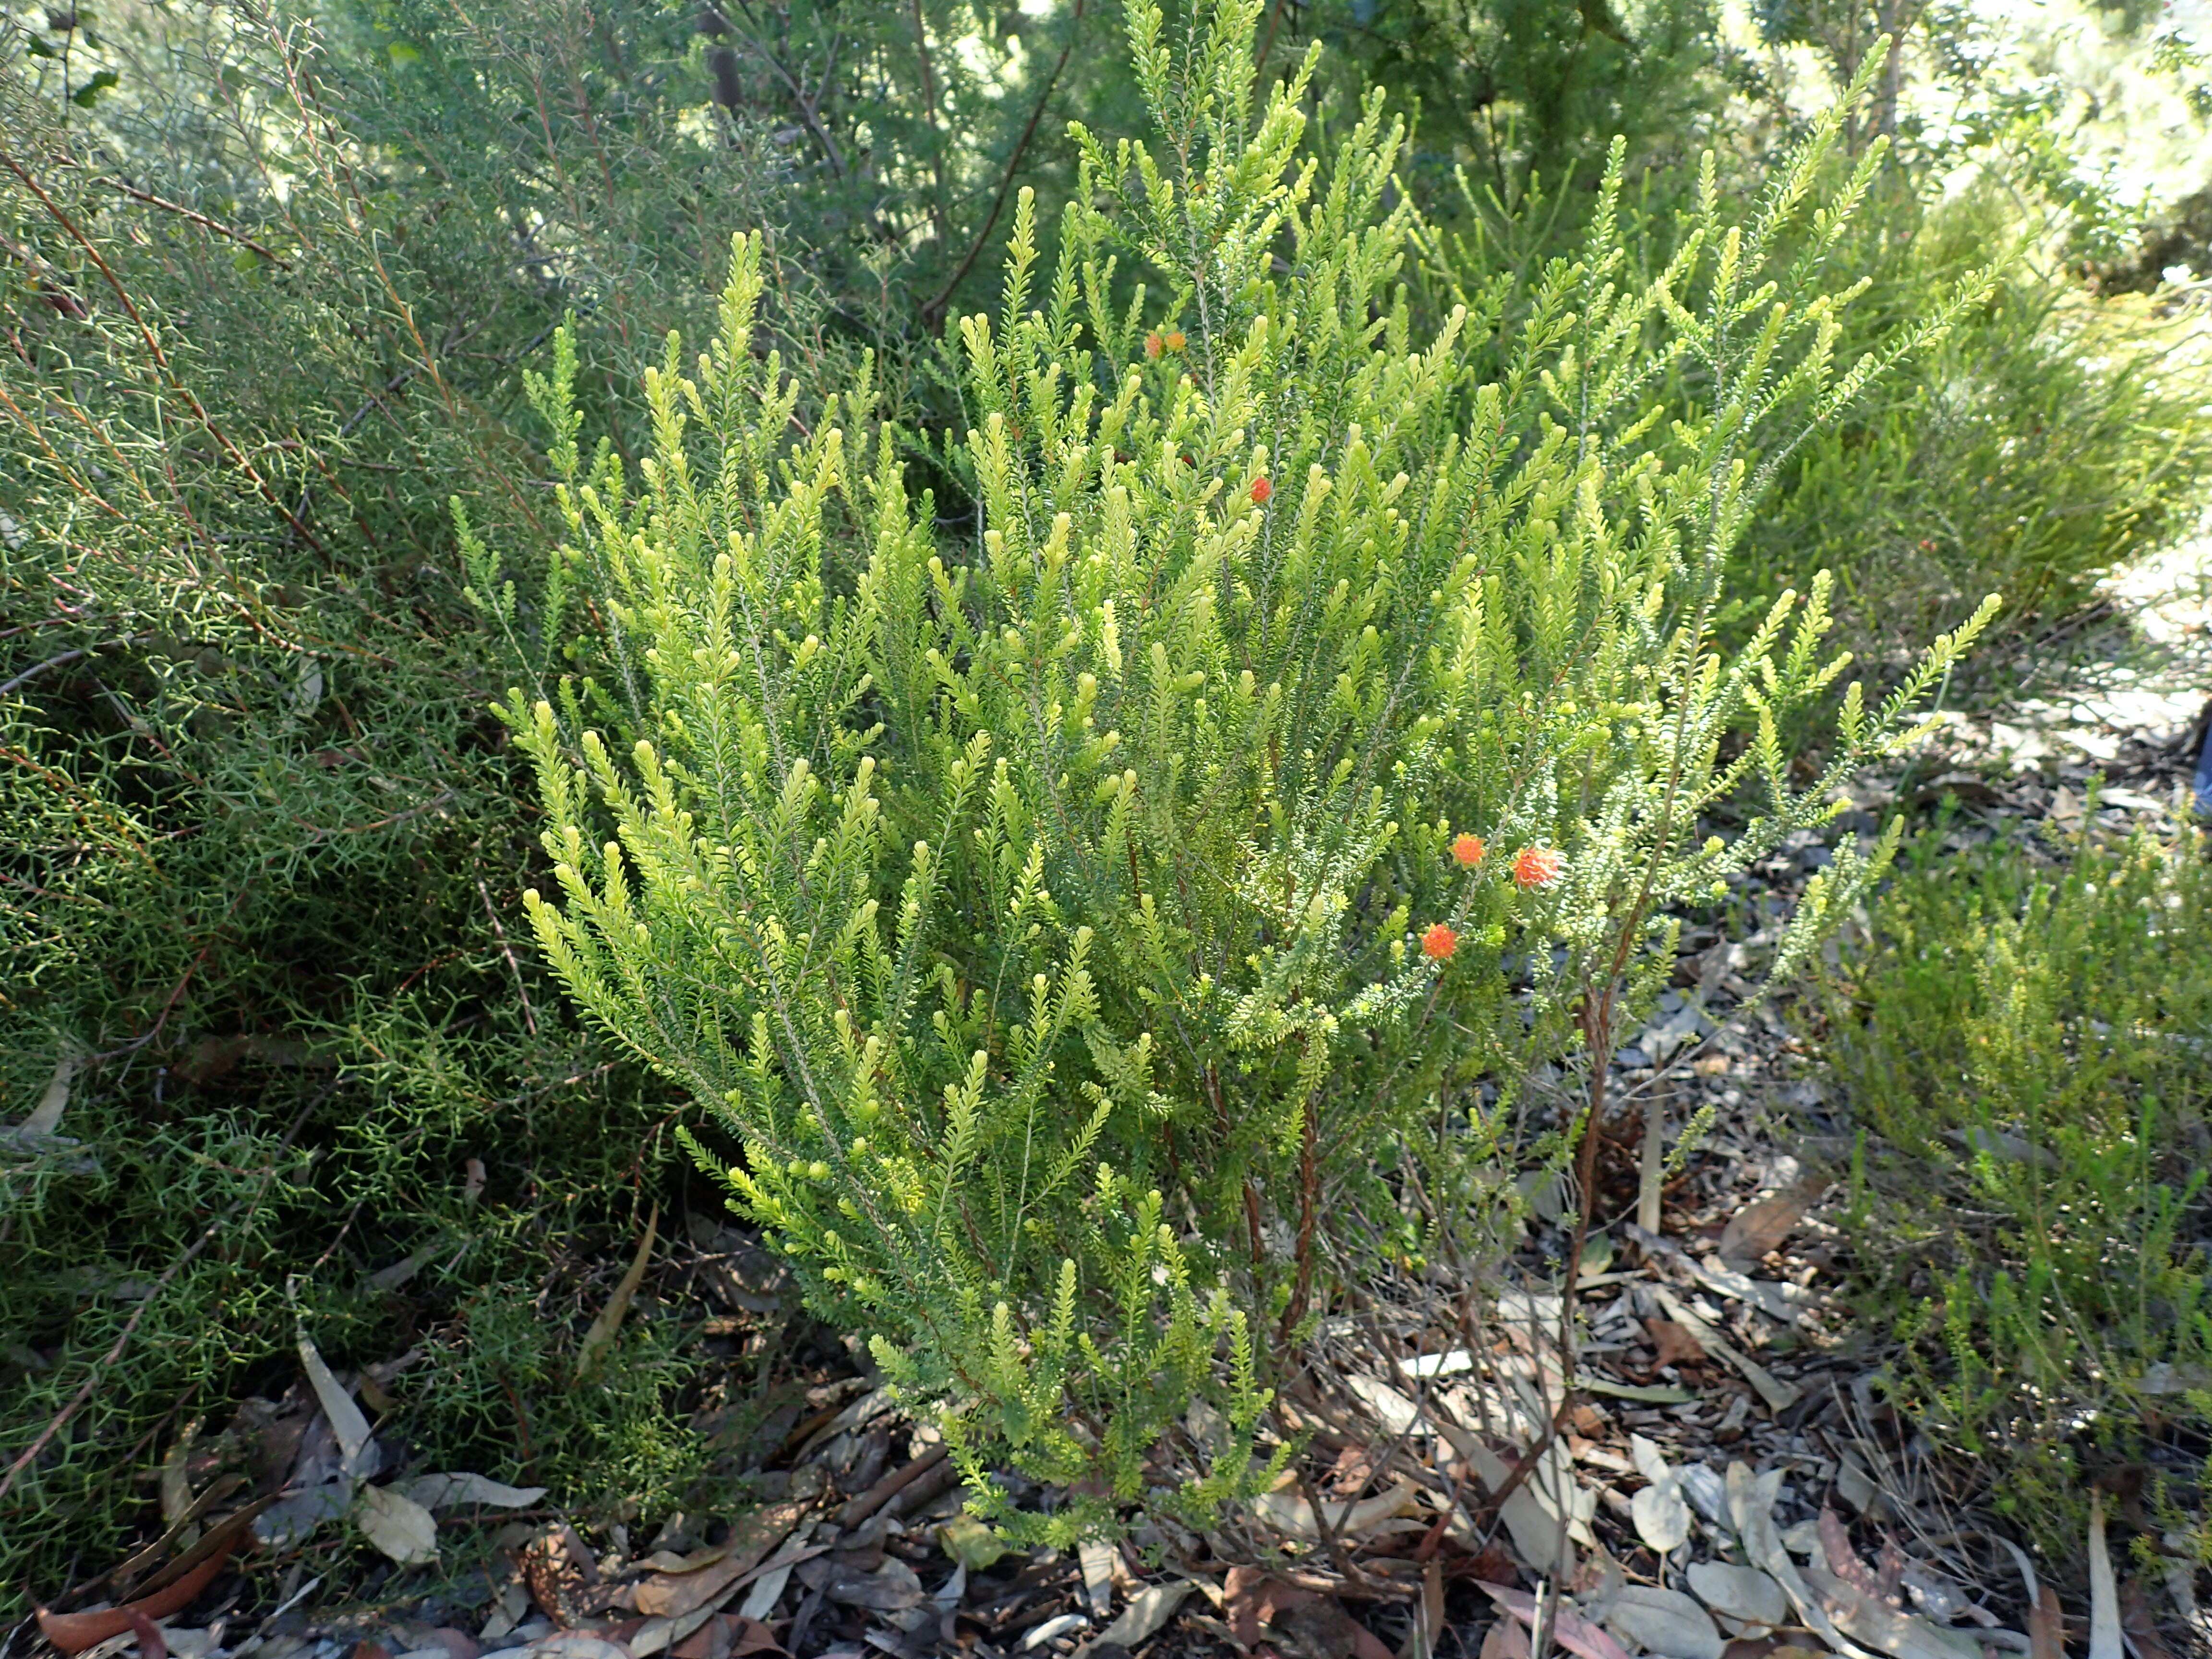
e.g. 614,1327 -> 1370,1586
20,723 -> 2210,1659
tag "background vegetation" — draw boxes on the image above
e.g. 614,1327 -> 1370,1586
3,0 -> 2210,1621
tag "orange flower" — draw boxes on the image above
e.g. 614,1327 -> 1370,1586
1145,331 -> 1164,359
1250,476 -> 1273,505
1450,833 -> 1485,867
1512,845 -> 1563,889
1420,923 -> 1457,961
1163,329 -> 1187,352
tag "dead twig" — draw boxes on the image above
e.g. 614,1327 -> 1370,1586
101,179 -> 291,267
919,0 -> 1087,330
0,1073 -> 329,1507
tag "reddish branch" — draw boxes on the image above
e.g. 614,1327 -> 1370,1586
920,0 -> 1087,329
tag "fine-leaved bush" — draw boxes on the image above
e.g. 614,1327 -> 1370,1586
1824,818 -> 2212,1561
504,0 -> 1997,1542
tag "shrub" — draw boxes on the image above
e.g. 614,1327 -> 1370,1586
506,0 -> 1997,1543
1821,817 -> 2212,1564
1731,188 -> 2212,674
0,5 -> 814,1603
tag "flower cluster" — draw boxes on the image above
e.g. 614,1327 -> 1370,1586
1420,837 -> 1564,967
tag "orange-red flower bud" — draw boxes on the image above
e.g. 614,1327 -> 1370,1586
1451,833 -> 1485,867
1250,476 -> 1273,505
1421,924 -> 1457,961
1512,846 -> 1563,889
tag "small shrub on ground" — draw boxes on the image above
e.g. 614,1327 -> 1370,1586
1733,189 -> 2212,676
1421,163 -> 2212,683
507,0 -> 1996,1545
0,7 -> 831,1606
1820,815 -> 2212,1568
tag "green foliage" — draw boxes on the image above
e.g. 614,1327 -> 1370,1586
1822,818 -> 2212,1563
507,0 -> 1996,1542
1301,0 -> 1741,217
1733,190 -> 2212,670
0,4 -> 786,1608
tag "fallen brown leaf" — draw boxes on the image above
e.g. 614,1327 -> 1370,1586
1815,1510 -> 1886,1603
1647,1318 -> 1707,1367
1271,1598 -> 1393,1659
36,1537 -> 236,1655
2119,1577 -> 2171,1659
1226,1564 -> 1304,1650
2028,1586 -> 2064,1659
522,1524 -> 602,1627
1718,1186 -> 1812,1267
1397,1559 -> 1444,1659
633,1503 -> 804,1620
793,1554 -> 924,1613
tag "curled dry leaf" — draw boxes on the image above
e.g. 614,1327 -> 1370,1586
358,1483 -> 440,1564
634,1503 -> 805,1619
36,1539 -> 237,1655
1685,1563 -> 1788,1635
1629,1435 -> 1691,1556
1600,1586 -> 1725,1659
1080,1581 -> 1193,1656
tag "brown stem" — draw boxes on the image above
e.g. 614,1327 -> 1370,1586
0,142 -> 325,570
1278,1081 -> 1322,1342
919,0 -> 1086,330
102,178 -> 291,266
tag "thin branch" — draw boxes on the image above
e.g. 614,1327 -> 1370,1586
102,179 -> 291,267
478,876 -> 540,1037
920,0 -> 1087,329
0,635 -> 153,698
716,3 -> 846,178
0,141 -> 326,568
0,1085 -> 326,1505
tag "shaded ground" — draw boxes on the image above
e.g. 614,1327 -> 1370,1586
15,522 -> 2212,1659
